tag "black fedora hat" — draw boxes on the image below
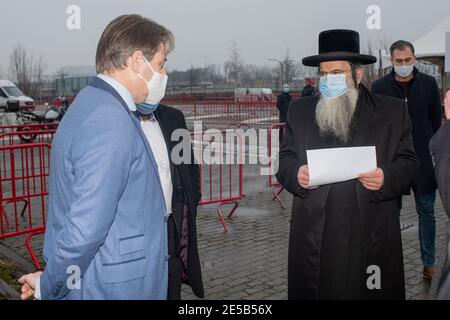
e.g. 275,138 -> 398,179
302,29 -> 377,67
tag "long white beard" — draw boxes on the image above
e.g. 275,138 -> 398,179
315,88 -> 359,143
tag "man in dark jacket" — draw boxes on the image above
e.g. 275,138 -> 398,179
138,103 -> 204,299
277,29 -> 418,300
277,83 -> 293,124
372,40 -> 442,281
301,78 -> 316,97
277,83 -> 292,143
430,91 -> 450,299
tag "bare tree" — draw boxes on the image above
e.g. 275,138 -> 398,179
188,64 -> 201,95
203,64 -> 224,85
224,41 -> 245,88
8,45 -> 47,98
30,55 -> 47,99
235,63 -> 282,88
281,50 -> 296,84
55,68 -> 68,97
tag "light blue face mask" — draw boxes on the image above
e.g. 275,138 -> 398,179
283,87 -> 290,94
319,74 -> 348,99
136,102 -> 160,115
394,64 -> 414,78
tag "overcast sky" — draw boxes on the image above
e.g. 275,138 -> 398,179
0,0 -> 449,75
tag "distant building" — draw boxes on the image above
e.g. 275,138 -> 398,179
55,66 -> 96,97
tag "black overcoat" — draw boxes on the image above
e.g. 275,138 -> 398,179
430,121 -> 450,299
154,105 -> 204,298
372,68 -> 442,196
277,85 -> 419,299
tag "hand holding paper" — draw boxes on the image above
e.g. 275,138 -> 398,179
297,165 -> 319,190
306,146 -> 378,188
358,168 -> 384,191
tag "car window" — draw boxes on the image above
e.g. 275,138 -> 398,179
0,88 -> 8,98
3,86 -> 24,97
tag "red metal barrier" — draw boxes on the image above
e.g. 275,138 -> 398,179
0,123 -> 59,135
0,143 -> 51,269
189,101 -> 278,126
0,130 -> 56,146
267,123 -> 286,209
191,130 -> 245,232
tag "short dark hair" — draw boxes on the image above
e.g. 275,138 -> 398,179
390,40 -> 415,56
96,14 -> 174,74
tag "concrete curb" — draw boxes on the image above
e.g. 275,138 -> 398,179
0,243 -> 36,274
0,278 -> 20,300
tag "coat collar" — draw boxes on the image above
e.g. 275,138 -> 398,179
89,76 -> 133,115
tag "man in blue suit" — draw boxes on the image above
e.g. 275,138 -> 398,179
18,14 -> 175,300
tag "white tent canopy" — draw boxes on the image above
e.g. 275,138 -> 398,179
414,14 -> 450,58
413,14 -> 450,92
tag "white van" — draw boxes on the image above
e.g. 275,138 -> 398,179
235,88 -> 275,102
0,80 -> 35,111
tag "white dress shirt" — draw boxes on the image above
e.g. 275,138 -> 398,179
140,114 -> 173,215
34,74 -> 137,300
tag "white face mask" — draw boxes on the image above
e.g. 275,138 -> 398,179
137,56 -> 168,105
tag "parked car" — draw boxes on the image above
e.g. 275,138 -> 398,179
0,79 -> 34,111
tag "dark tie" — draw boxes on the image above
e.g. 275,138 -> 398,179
132,110 -> 140,120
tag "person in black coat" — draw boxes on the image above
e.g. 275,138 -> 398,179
277,83 -> 293,124
140,104 -> 204,299
277,29 -> 418,300
301,78 -> 317,97
277,83 -> 292,143
372,40 -> 442,281
430,91 -> 450,299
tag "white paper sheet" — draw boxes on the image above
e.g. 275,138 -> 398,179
306,146 -> 377,187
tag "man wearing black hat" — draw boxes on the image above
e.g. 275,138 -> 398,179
277,29 -> 419,300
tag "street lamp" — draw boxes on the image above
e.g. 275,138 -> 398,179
267,58 -> 284,88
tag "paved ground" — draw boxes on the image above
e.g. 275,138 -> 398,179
180,169 -> 447,300
0,161 -> 447,300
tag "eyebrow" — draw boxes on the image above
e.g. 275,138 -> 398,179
319,69 -> 346,73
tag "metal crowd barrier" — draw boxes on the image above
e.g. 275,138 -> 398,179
191,129 -> 246,232
267,123 -> 286,209
0,143 -> 51,269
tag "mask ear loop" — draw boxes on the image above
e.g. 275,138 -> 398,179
143,56 -> 157,74
136,56 -> 155,84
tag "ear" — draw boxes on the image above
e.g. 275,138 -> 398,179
129,51 -> 144,73
356,67 -> 364,85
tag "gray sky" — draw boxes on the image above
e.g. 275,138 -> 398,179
0,0 -> 449,75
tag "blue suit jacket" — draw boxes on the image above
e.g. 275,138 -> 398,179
40,77 -> 169,300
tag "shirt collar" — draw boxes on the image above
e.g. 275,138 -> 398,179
140,112 -> 157,122
97,74 -> 137,111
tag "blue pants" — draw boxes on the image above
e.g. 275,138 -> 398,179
415,191 -> 437,268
